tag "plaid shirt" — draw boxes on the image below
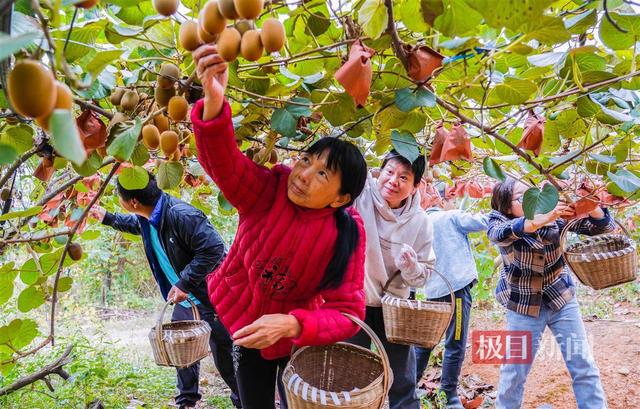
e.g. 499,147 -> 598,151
487,209 -> 614,317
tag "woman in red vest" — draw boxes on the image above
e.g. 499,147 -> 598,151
191,45 -> 369,409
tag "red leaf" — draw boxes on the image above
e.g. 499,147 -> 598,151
572,197 -> 599,219
334,39 -> 374,107
34,158 -> 55,182
405,45 -> 444,82
429,121 -> 448,165
517,111 -> 544,156
77,110 -> 107,150
466,181 -> 484,199
462,396 -> 483,409
441,123 -> 472,162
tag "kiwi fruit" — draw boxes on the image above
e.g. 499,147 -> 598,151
158,63 -> 180,89
233,0 -> 263,19
260,18 -> 285,52
154,85 -> 176,107
201,1 -> 227,35
160,130 -> 179,155
110,87 -> 125,105
76,0 -> 98,8
36,81 -> 73,131
198,15 -> 219,43
179,20 -> 203,52
217,27 -> 242,62
269,149 -> 278,164
172,149 -> 182,161
8,60 -> 56,118
142,124 -> 161,149
168,95 -> 189,122
154,113 -> 170,132
234,19 -> 255,35
68,242 -> 83,261
240,29 -> 263,61
0,188 -> 10,201
153,0 -> 178,16
120,90 -> 140,111
217,0 -> 239,19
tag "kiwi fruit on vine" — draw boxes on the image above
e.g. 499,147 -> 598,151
154,113 -> 170,132
76,0 -> 98,8
158,63 -> 180,89
68,242 -> 83,261
217,27 -> 242,62
179,20 -> 203,52
269,149 -> 278,164
240,29 -> 263,61
201,0 -> 227,35
260,18 -> 285,52
198,15 -> 219,44
168,95 -> 189,122
234,19 -> 255,36
120,90 -> 140,111
110,87 -> 125,105
233,0 -> 263,19
153,0 -> 178,16
36,81 -> 74,131
142,124 -> 161,149
8,60 -> 56,118
217,0 -> 239,19
172,149 -> 182,161
0,188 -> 10,201
154,85 -> 176,107
160,130 -> 179,155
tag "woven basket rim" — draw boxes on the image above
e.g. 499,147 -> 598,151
565,234 -> 637,260
381,294 -> 452,311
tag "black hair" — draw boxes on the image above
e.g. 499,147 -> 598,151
306,138 -> 367,290
490,177 -> 517,217
380,150 -> 426,186
116,171 -> 162,207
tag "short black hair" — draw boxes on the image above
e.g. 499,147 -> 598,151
380,149 -> 426,186
116,171 -> 162,206
490,177 -> 516,217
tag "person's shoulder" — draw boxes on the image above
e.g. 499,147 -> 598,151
165,195 -> 206,220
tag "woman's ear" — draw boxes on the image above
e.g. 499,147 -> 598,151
330,193 -> 352,208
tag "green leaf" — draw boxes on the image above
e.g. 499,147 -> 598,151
482,157 -> 506,181
20,267 -> 38,286
307,12 -> 330,36
494,78 -> 537,105
0,144 -> 17,165
119,166 -> 149,190
434,0 -> 482,37
358,0 -> 388,40
86,49 -> 125,77
395,87 -> 436,112
53,22 -> 103,62
271,108 -> 297,138
57,277 -> 73,293
391,130 -> 420,163
107,118 -> 142,162
0,206 -> 43,221
217,191 -> 236,215
401,0 -> 429,32
72,150 -> 103,177
599,12 -> 640,51
607,169 -> 640,193
9,319 -> 39,350
17,286 -> 45,313
0,32 -> 41,62
522,184 -> 559,220
50,110 -> 87,166
589,153 -> 617,164
522,16 -> 571,45
130,142 -> 151,166
320,93 -> 357,126
469,0 -> 552,31
576,95 -> 601,117
565,9 -> 596,34
3,124 -> 34,154
286,98 -> 312,119
0,278 -> 13,306
157,161 -> 184,190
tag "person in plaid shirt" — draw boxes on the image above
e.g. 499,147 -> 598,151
488,178 -> 614,409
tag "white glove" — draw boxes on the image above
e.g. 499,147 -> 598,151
394,244 -> 419,275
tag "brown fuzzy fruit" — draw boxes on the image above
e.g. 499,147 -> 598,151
260,18 -> 285,52
160,130 -> 179,155
179,20 -> 203,51
36,81 -> 73,131
269,149 -> 278,164
233,0 -> 263,19
240,29 -> 263,61
153,0 -> 178,16
158,63 -> 180,89
110,87 -> 125,105
234,19 -> 255,35
172,149 -> 182,161
168,96 -> 189,122
0,188 -> 10,201
217,0 -> 239,19
76,0 -> 98,8
68,242 -> 83,261
154,85 -> 176,107
201,1 -> 227,35
154,114 -> 170,132
8,60 -> 56,118
217,27 -> 242,62
120,90 -> 139,111
142,124 -> 161,149
198,15 -> 219,43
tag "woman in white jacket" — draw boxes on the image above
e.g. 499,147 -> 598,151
350,150 -> 435,409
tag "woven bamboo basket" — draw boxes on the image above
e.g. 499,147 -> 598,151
561,219 -> 638,290
148,299 -> 211,368
381,269 -> 454,349
282,313 -> 392,409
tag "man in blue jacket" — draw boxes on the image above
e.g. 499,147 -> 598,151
415,183 -> 488,409
93,172 -> 240,409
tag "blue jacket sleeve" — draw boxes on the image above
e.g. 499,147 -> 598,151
102,212 -> 141,235
454,211 -> 488,233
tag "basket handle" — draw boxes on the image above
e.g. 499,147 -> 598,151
559,217 -> 628,254
155,298 -> 200,365
342,313 -> 392,409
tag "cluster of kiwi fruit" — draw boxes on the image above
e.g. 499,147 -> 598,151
154,0 -> 285,62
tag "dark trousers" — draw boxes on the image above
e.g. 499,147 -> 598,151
415,283 -> 472,399
234,346 -> 289,409
348,306 -> 420,409
172,303 -> 241,408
